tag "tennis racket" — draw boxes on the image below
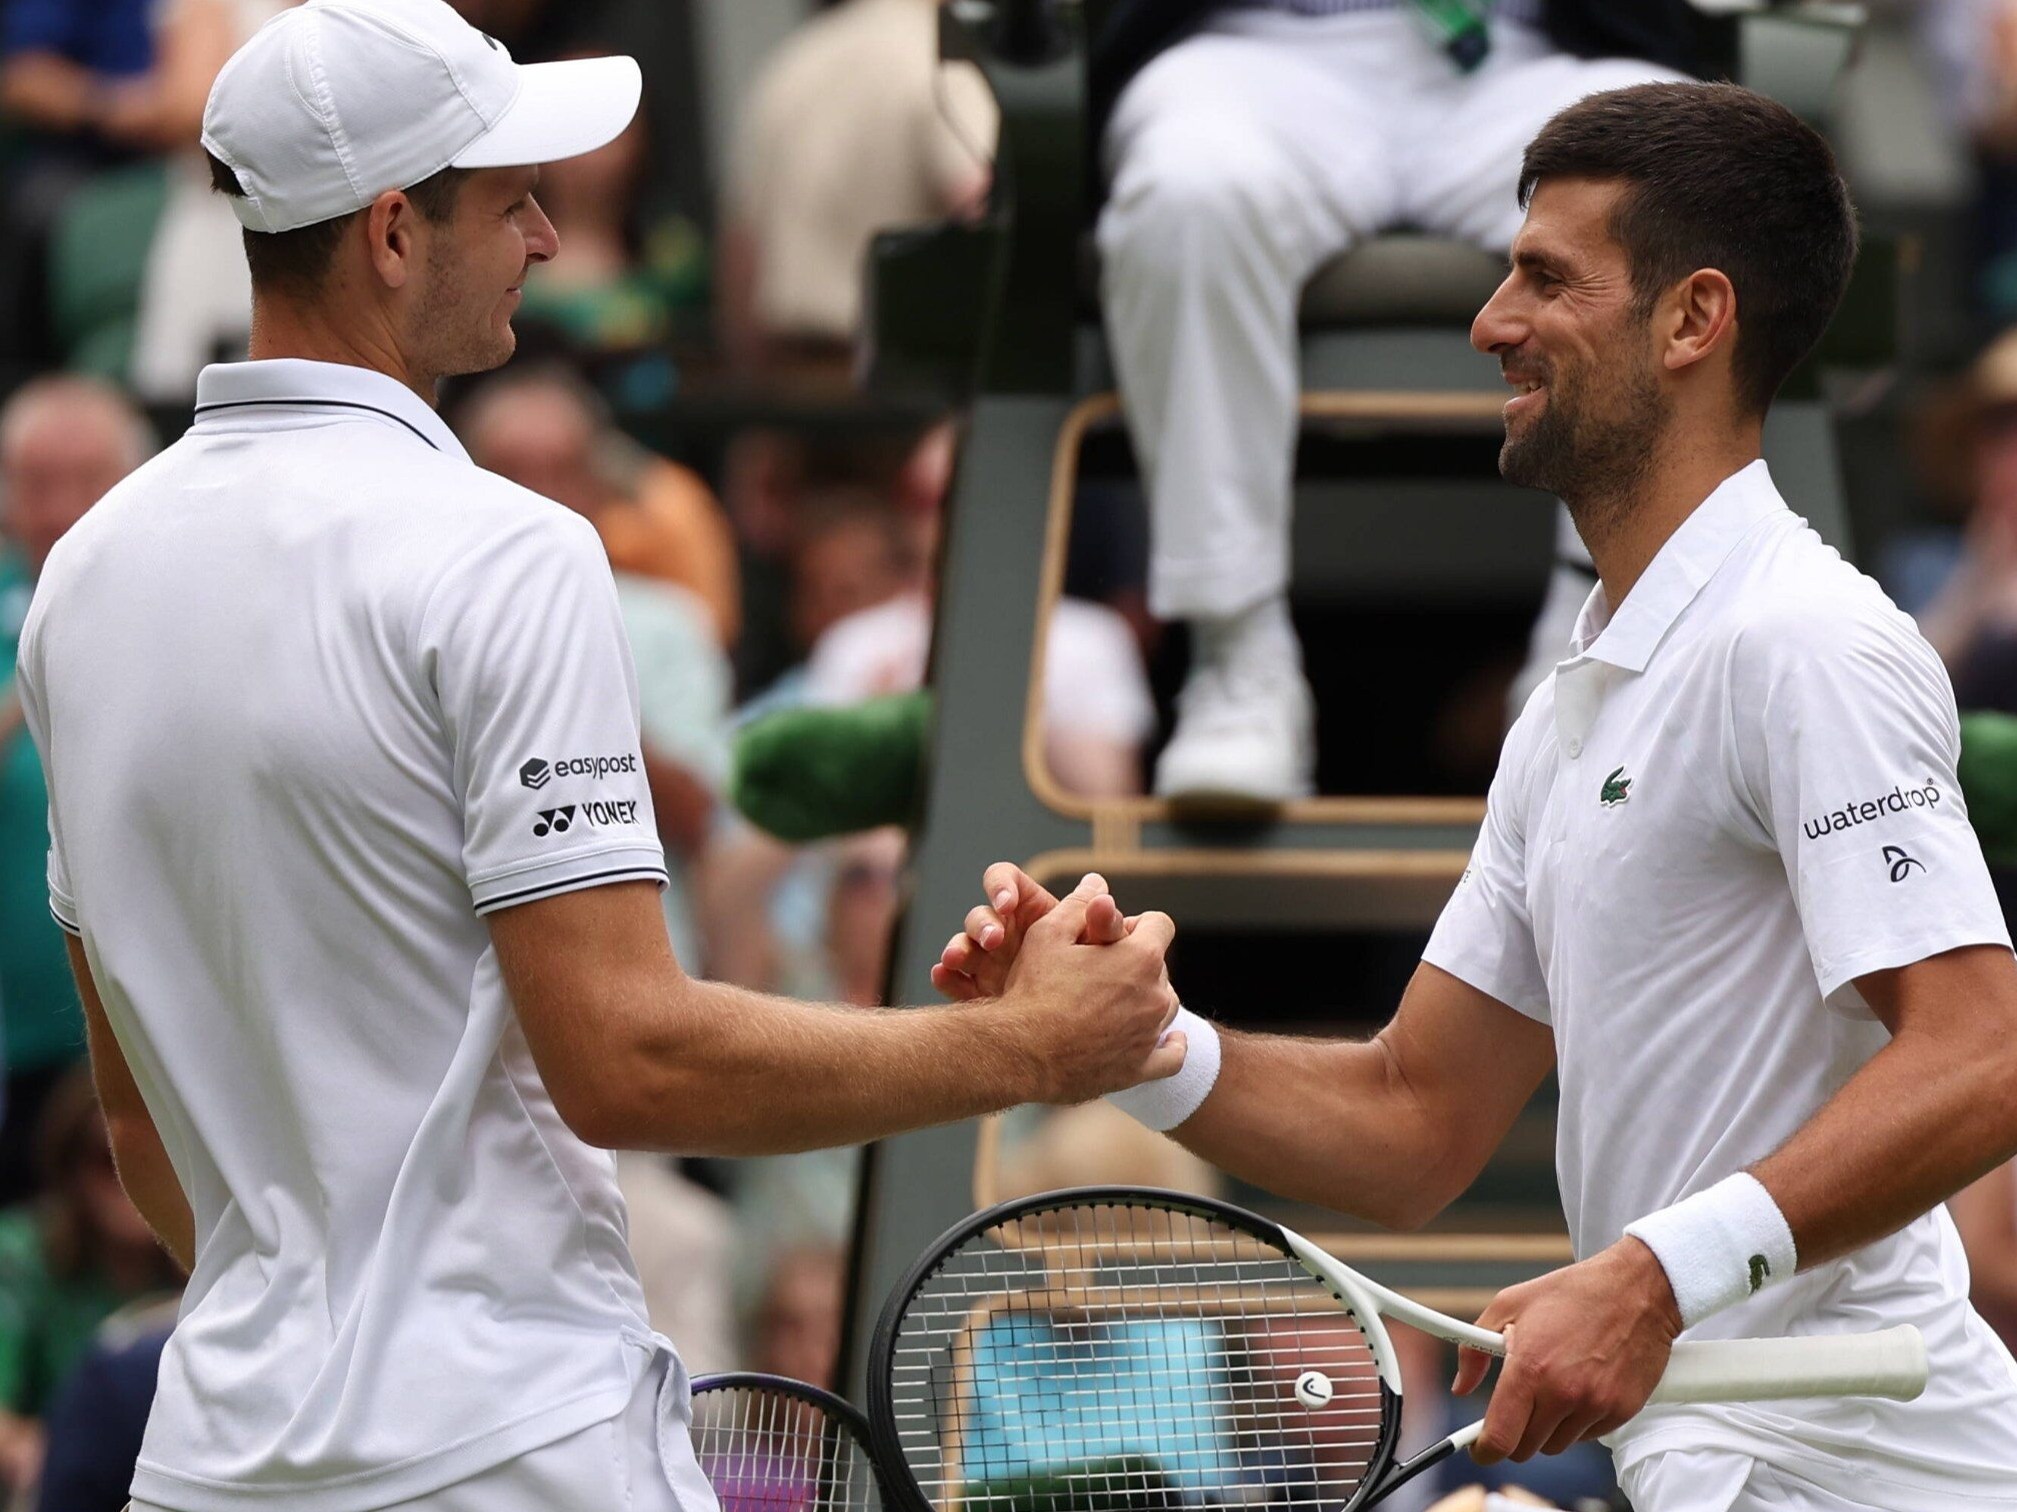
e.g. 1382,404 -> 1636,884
866,1187 -> 1929,1512
692,1372 -> 890,1512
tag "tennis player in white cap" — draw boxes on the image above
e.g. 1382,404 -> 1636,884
12,3 -> 1184,1509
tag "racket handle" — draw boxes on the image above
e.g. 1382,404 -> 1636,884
1648,1325 -> 1927,1404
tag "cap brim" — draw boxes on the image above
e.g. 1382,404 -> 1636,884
452,55 -> 643,170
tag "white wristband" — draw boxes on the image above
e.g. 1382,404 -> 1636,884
1623,1173 -> 1797,1330
1105,1007 -> 1221,1132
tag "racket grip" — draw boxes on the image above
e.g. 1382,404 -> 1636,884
1648,1325 -> 1927,1404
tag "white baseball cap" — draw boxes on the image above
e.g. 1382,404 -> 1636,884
202,0 -> 644,234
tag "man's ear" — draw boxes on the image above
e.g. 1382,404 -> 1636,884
1661,268 -> 1737,377
365,189 -> 421,291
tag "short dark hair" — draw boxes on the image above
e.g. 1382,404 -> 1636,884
1518,82 -> 1859,416
207,153 -> 473,298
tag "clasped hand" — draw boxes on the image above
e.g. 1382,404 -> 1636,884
934,863 -> 1187,1105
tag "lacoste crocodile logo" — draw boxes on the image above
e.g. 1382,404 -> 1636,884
1748,1254 -> 1771,1294
1600,767 -> 1632,807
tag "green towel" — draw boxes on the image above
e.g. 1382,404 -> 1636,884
729,691 -> 932,842
1961,711 -> 2017,868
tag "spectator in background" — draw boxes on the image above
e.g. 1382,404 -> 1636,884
459,365 -> 739,643
460,371 -> 734,968
1921,1 -> 2017,327
129,0 -> 302,401
1918,327 -> 2017,699
719,0 -> 996,382
749,1245 -> 847,1390
0,1068 -> 183,1501
513,48 -> 706,359
0,0 -> 154,144
0,378 -> 151,1201
0,0 -> 158,371
33,1293 -> 177,1512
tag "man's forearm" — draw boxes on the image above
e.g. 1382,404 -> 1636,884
1169,1029 -> 1456,1229
594,977 -> 1045,1155
1752,1013 -> 2017,1270
67,937 -> 194,1271
106,1116 -> 194,1272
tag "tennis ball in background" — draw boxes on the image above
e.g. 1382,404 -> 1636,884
1293,1370 -> 1333,1408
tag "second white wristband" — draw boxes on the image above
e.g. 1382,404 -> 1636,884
1105,1007 -> 1221,1132
1623,1172 -> 1797,1330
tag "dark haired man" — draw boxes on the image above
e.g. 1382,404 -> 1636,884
942,83 -> 2017,1509
13,1 -> 1185,1508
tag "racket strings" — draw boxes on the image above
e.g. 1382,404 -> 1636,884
692,1383 -> 883,1512
886,1201 -> 1390,1511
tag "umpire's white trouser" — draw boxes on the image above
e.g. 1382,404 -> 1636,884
132,1341 -> 717,1512
1097,7 -> 1680,624
1623,1448 -> 1933,1511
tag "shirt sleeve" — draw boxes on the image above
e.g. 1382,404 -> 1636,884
1422,712 -> 1551,1024
421,509 -> 667,915
1732,596 -> 2012,1012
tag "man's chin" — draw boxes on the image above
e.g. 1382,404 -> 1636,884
1498,435 -> 1551,493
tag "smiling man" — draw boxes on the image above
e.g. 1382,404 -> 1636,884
941,83 -> 2017,1510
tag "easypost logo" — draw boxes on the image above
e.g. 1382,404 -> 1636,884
519,753 -> 639,788
1802,779 -> 1941,841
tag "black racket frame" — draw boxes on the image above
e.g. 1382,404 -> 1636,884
866,1185 -> 1473,1512
692,1370 -> 896,1509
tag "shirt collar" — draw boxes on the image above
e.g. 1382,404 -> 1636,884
193,359 -> 468,461
1566,459 -> 1787,674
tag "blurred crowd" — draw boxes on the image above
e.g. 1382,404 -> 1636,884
11,1 -> 2017,1509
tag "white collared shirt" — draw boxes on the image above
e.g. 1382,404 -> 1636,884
1426,461 -> 2017,1504
17,360 -> 674,1511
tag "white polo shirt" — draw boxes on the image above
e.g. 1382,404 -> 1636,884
1425,461 -> 2017,1506
16,360 -> 679,1511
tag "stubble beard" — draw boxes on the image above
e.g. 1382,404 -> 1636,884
411,241 -> 517,386
1499,357 -> 1668,557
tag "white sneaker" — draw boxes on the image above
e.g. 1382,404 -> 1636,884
1153,662 -> 1316,806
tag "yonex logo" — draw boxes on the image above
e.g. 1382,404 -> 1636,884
520,759 -> 552,790
532,799 -> 641,838
1883,845 -> 1925,883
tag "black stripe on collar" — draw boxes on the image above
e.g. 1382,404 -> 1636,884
193,397 -> 441,452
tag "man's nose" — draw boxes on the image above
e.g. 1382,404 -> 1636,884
525,195 -> 560,264
1471,276 -> 1523,355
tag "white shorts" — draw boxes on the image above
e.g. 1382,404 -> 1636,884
1623,1450 -> 1913,1512
133,1343 -> 719,1512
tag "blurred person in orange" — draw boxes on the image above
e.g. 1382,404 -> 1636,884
460,365 -> 739,645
